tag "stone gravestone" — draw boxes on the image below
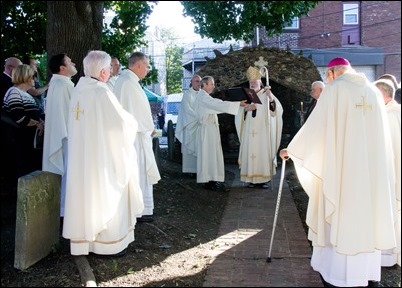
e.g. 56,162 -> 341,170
14,171 -> 61,270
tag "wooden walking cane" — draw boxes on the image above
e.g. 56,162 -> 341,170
267,157 -> 288,263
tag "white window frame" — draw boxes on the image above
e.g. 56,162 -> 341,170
343,3 -> 359,25
284,17 -> 299,30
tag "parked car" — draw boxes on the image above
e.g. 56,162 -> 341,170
163,93 -> 183,133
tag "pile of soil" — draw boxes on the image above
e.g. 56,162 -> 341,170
1,149 -> 400,287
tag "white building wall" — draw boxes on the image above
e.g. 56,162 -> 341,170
182,39 -> 245,93
142,27 -> 167,95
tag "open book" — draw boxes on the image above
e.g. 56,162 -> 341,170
227,87 -> 262,104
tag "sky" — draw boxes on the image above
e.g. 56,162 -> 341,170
146,1 -> 202,44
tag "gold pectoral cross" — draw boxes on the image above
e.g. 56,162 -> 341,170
72,101 -> 84,120
355,96 -> 372,113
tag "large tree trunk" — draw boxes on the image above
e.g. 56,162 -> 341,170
47,1 -> 104,83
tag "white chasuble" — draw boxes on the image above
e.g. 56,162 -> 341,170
175,87 -> 198,173
62,77 -> 143,255
114,70 -> 161,216
382,100 -> 401,267
42,74 -> 75,216
193,89 -> 241,183
235,90 -> 283,184
287,72 -> 396,286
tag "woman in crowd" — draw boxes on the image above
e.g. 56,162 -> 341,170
2,64 -> 44,187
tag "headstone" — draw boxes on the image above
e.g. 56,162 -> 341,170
14,171 -> 61,270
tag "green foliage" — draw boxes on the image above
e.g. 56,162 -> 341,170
180,1 -> 320,42
158,28 -> 184,94
165,45 -> 184,94
102,1 -> 153,66
1,0 -> 320,89
111,260 -> 118,271
140,57 -> 159,87
102,1 -> 158,86
0,1 -> 47,61
36,52 -> 47,84
2,1 -> 159,84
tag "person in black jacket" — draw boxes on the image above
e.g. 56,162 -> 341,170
305,81 -> 325,121
157,108 -> 165,130
1,57 -> 22,106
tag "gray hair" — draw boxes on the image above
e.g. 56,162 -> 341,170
374,79 -> 396,99
201,76 -> 214,88
190,74 -> 202,88
378,74 -> 398,89
312,81 -> 325,90
128,51 -> 147,68
83,50 -> 111,78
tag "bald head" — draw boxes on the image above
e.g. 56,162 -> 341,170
4,57 -> 22,76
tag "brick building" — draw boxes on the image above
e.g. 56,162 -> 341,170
256,1 -> 401,82
181,1 -> 401,84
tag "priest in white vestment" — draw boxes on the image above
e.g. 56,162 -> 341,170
62,51 -> 144,256
235,66 -> 283,188
42,54 -> 77,217
175,74 -> 202,174
374,78 -> 401,267
114,52 -> 161,222
193,76 -> 253,192
106,57 -> 121,91
280,58 -> 396,286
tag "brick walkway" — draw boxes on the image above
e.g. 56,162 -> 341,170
202,162 -> 323,287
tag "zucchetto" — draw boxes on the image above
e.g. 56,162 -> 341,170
327,57 -> 351,68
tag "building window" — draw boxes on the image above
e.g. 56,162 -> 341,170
284,17 -> 299,30
343,3 -> 359,25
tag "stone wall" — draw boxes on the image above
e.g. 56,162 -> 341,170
196,45 -> 322,153
197,45 -> 321,96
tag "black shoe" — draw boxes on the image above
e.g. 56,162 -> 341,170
204,181 -> 216,190
248,183 -> 256,188
137,215 -> 154,223
215,182 -> 230,192
203,182 -> 211,189
368,281 -> 379,287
